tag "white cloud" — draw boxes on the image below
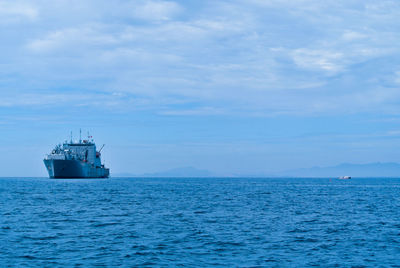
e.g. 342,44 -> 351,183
0,1 -> 38,22
131,1 -> 182,21
0,92 -> 134,108
291,49 -> 344,72
385,130 -> 400,137
27,26 -> 118,53
99,47 -> 181,64
342,30 -> 368,41
394,71 -> 400,84
1,0 -> 400,117
160,107 -> 226,116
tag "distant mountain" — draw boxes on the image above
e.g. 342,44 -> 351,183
142,167 -> 213,177
280,162 -> 400,178
112,172 -> 138,177
113,167 -> 214,177
113,162 -> 400,178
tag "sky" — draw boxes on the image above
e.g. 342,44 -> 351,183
1,0 -> 400,176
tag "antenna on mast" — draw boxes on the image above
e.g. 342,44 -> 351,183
99,144 -> 105,153
70,131 -> 73,143
79,128 -> 82,143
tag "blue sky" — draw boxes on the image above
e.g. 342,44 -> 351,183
1,0 -> 400,176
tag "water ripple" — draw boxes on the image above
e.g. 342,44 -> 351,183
1,177 -> 400,266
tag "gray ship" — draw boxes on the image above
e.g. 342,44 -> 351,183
44,133 -> 110,178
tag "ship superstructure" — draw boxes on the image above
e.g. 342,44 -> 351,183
44,133 -> 109,178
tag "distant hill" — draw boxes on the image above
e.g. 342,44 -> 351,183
142,167 -> 213,177
113,167 -> 214,177
280,162 -> 400,178
113,162 -> 400,178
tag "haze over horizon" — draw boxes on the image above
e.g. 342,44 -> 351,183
1,0 -> 400,177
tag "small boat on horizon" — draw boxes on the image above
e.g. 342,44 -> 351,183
338,176 -> 351,180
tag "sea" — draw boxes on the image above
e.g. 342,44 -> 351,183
1,177 -> 400,267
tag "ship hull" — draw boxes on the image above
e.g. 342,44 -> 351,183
44,159 -> 109,178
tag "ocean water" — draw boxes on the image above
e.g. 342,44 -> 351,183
1,177 -> 400,267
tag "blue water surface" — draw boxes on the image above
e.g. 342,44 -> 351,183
1,177 -> 400,267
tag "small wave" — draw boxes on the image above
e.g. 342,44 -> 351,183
21,255 -> 36,260
134,251 -> 150,256
194,210 -> 207,214
131,245 -> 148,250
264,259 -> 278,262
293,237 -> 319,243
208,241 -> 246,247
91,222 -> 119,228
287,228 -> 310,233
21,235 -> 59,241
318,244 -> 333,250
2,177 -> 400,267
302,219 -> 318,223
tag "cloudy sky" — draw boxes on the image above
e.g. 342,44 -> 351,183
1,0 -> 400,176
